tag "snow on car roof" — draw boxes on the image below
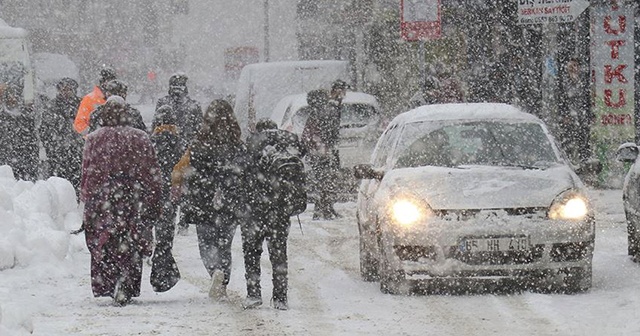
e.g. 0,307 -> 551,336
391,103 -> 542,126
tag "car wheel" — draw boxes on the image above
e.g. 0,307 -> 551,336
378,235 -> 409,295
359,236 -> 379,282
358,215 -> 379,282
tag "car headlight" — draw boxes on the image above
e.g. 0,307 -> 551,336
388,196 -> 432,227
548,190 -> 589,220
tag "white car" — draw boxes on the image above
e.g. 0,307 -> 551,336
355,103 -> 595,294
616,143 -> 640,261
271,91 -> 383,169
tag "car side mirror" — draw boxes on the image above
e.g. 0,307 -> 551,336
616,143 -> 639,163
353,164 -> 384,180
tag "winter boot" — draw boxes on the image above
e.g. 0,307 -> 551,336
271,297 -> 288,311
209,270 -> 227,300
242,296 -> 263,309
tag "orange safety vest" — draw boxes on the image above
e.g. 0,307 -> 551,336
74,86 -> 106,135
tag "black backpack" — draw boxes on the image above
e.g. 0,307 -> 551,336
259,144 -> 307,216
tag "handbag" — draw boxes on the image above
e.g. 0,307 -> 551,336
150,239 -> 181,292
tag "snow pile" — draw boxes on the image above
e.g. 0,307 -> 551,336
0,165 -> 78,270
0,165 -> 80,334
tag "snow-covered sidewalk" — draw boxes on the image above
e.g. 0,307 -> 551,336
1,170 -> 640,335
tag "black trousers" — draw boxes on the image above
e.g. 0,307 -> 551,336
241,209 -> 291,302
195,212 -> 239,286
309,151 -> 339,214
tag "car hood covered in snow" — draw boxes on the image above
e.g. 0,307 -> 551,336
379,164 -> 581,210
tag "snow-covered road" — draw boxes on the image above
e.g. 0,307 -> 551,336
2,189 -> 640,335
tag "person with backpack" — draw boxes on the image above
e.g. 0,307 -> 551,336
176,99 -> 248,301
148,105 -> 183,292
242,118 -> 307,310
80,95 -> 162,306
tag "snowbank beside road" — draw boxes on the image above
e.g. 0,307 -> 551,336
0,165 -> 81,335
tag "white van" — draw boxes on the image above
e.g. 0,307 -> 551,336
233,60 -> 348,137
0,19 -> 35,105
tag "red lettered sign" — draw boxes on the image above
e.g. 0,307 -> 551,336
401,0 -> 441,41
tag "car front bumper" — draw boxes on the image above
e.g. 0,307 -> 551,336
381,214 -> 595,278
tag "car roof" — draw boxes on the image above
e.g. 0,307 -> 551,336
390,103 -> 542,126
278,91 -> 379,110
271,91 -> 381,126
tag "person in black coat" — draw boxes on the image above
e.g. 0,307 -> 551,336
182,99 -> 248,300
88,79 -> 147,134
242,118 -> 306,311
154,73 -> 203,234
301,88 -> 341,220
0,81 -> 39,181
149,105 -> 184,292
39,78 -> 83,192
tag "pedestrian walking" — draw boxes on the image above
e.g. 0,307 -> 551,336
149,105 -> 183,292
559,57 -> 593,165
80,96 -> 162,306
74,66 -> 116,135
175,99 -> 248,300
0,80 -> 39,181
39,77 -> 83,192
242,118 -> 306,310
301,87 -> 341,220
154,72 -> 203,235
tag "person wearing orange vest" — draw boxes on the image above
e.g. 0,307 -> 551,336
74,67 -> 117,135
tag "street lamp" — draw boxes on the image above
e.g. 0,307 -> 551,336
264,0 -> 270,62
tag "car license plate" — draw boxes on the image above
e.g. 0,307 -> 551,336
459,236 -> 530,253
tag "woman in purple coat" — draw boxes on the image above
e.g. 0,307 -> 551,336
80,95 -> 162,306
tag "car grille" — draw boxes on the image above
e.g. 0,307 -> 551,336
449,245 -> 545,265
435,207 -> 548,220
395,245 -> 437,261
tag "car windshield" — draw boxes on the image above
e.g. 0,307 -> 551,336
394,120 -> 560,169
292,102 -> 378,133
341,103 -> 377,128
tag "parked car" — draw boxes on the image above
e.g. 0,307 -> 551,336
271,91 -> 383,170
234,60 -> 348,137
355,103 -> 595,294
616,142 -> 640,261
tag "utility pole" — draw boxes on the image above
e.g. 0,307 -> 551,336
264,0 -> 270,62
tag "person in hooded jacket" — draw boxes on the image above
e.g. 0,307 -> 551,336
154,73 -> 203,234
74,66 -> 116,135
80,95 -> 162,306
148,105 -> 183,291
39,78 -> 84,192
301,88 -> 340,220
241,118 -> 306,310
176,99 -> 248,300
0,81 -> 39,181
88,79 -> 147,134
